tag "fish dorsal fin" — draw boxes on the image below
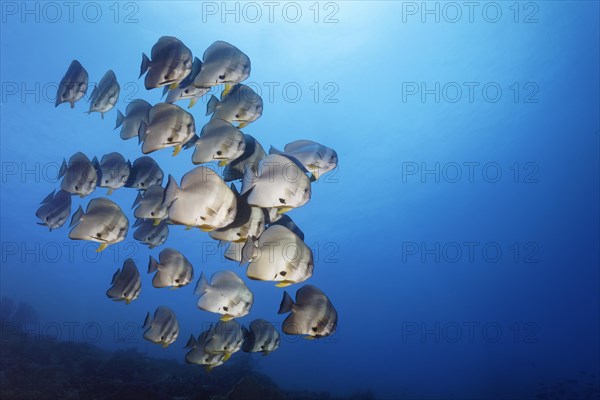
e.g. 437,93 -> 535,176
283,140 -> 319,153
111,268 -> 122,285
211,270 -> 243,287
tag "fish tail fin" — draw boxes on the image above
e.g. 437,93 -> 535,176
69,205 -> 84,228
40,190 -> 56,204
183,134 -> 199,150
184,334 -> 197,349
132,191 -> 142,209
278,291 -> 295,314
163,174 -> 180,208
58,159 -> 68,178
268,145 -> 284,156
206,95 -> 220,116
240,237 -> 257,266
240,165 -> 257,196
194,272 -> 209,296
148,255 -> 159,273
138,121 -> 148,144
115,109 -> 125,130
143,312 -> 152,328
139,53 -> 150,78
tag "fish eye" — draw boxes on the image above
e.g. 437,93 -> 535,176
175,278 -> 180,283
260,345 -> 265,350
257,222 -> 262,227
184,89 -> 189,94
96,233 -> 102,238
140,182 -> 145,187
160,335 -> 165,340
216,151 -> 222,156
150,212 -> 155,216
164,75 -> 169,79
187,123 -> 192,128
104,179 -> 109,184
236,232 -> 241,237
123,292 -> 128,297
235,114 -> 240,118
167,137 -> 173,143
219,74 -> 226,80
223,345 -> 228,350
200,216 -> 206,221
278,198 -> 286,204
45,217 -> 50,221
227,208 -> 232,213
279,271 -> 287,276
74,185 -> 79,191
223,306 -> 228,312
311,327 -> 318,332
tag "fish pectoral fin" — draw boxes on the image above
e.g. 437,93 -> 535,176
162,342 -> 169,348
106,188 -> 113,195
185,226 -> 193,230
188,98 -> 198,108
303,336 -> 316,340
222,352 -> 232,362
237,122 -> 248,129
219,314 -> 234,322
169,82 -> 179,90
204,366 -> 213,373
218,160 -> 227,167
125,299 -> 131,305
275,281 -> 293,288
153,219 -> 161,226
277,207 -> 293,215
172,145 -> 182,156
221,84 -> 232,97
96,243 -> 108,252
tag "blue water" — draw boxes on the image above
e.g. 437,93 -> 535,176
1,2 -> 599,399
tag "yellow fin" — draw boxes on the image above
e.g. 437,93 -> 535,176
185,226 -> 193,230
125,299 -> 131,305
106,188 -> 113,195
304,336 -> 316,340
96,243 -> 108,252
204,366 -> 213,373
221,84 -> 232,97
162,342 -> 169,348
218,160 -> 227,167
275,281 -> 293,288
277,207 -> 293,215
172,145 -> 182,156
237,122 -> 248,129
153,219 -> 161,226
188,98 -> 198,108
222,352 -> 232,362
220,314 -> 234,322
199,225 -> 214,232
169,82 -> 178,90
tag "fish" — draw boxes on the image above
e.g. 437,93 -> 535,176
92,152 -> 131,195
268,214 -> 305,241
58,152 -> 97,197
147,247 -> 194,288
163,166 -> 237,230
194,270 -> 253,320
143,306 -> 179,347
241,153 -> 311,213
202,320 -> 246,361
163,57 -> 209,108
125,156 -> 164,190
35,190 -> 72,231
193,41 -> 251,91
191,119 -> 246,166
223,134 -> 266,181
55,60 -> 88,108
138,102 -> 196,156
132,184 -> 168,223
132,218 -> 169,249
106,258 -> 141,304
88,70 -> 120,119
242,319 -> 280,355
69,197 -> 129,252
139,36 -> 193,90
278,285 -> 337,338
242,224 -> 313,287
269,140 -> 338,181
184,331 -> 227,370
206,84 -> 263,129
114,99 -> 151,140
209,186 -> 267,243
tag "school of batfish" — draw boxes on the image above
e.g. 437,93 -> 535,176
38,37 -> 338,370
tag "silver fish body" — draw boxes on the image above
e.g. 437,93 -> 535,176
278,285 -> 337,338
115,99 -> 151,140
56,60 -> 88,108
147,248 -> 194,288
35,190 -> 72,230
106,258 -> 141,304
88,70 -> 120,118
139,36 -> 193,90
59,152 -> 97,197
125,156 -> 164,190
143,306 -> 179,347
